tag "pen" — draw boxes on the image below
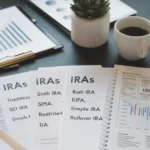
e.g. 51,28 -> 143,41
0,51 -> 35,69
0,64 -> 19,72
0,129 -> 26,150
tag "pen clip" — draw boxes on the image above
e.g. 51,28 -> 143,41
0,51 -> 35,69
1,64 -> 19,71
0,51 -> 33,62
17,5 -> 37,23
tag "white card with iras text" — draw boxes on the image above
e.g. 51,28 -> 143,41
0,73 -> 32,150
58,67 -> 113,150
30,68 -> 65,150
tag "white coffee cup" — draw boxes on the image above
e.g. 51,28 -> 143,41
114,16 -> 150,61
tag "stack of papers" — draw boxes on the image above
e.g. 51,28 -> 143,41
0,65 -> 111,150
0,65 -> 150,150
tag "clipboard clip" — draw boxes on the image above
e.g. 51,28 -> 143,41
0,51 -> 35,70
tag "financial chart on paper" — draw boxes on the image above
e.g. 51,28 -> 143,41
116,72 -> 150,130
0,21 -> 32,51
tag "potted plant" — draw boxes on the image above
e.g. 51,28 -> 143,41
71,0 -> 110,48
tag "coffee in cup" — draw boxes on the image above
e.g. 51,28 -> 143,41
114,16 -> 150,61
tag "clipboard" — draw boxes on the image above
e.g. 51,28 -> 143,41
26,0 -> 71,36
16,5 -> 63,51
0,6 -> 63,70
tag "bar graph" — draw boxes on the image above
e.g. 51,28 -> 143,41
129,103 -> 150,120
0,21 -> 32,51
117,98 -> 150,130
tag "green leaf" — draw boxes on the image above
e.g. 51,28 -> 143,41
75,2 -> 85,10
83,1 -> 91,9
96,7 -> 110,17
99,0 -> 110,7
71,0 -> 110,19
78,0 -> 85,6
70,5 -> 77,11
76,10 -> 87,17
90,0 -> 97,5
86,10 -> 96,15
73,0 -> 78,3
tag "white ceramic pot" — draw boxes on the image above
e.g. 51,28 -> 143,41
71,11 -> 110,48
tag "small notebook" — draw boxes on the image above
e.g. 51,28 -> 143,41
99,65 -> 150,150
29,0 -> 137,35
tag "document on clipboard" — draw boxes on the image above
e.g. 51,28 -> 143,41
0,6 -> 62,69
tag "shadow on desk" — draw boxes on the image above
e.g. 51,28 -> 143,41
116,55 -> 150,68
72,41 -> 118,67
73,41 -> 150,68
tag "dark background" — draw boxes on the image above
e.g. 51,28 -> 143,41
0,0 -> 150,77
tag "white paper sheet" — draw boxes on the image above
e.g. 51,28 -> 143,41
0,139 -> 13,150
59,67 -> 113,150
31,66 -> 104,150
0,6 -> 55,60
38,65 -> 102,70
0,73 -> 32,150
107,65 -> 150,150
30,68 -> 65,150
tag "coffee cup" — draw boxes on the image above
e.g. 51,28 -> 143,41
114,16 -> 150,61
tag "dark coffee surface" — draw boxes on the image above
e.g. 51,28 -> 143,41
120,27 -> 149,36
